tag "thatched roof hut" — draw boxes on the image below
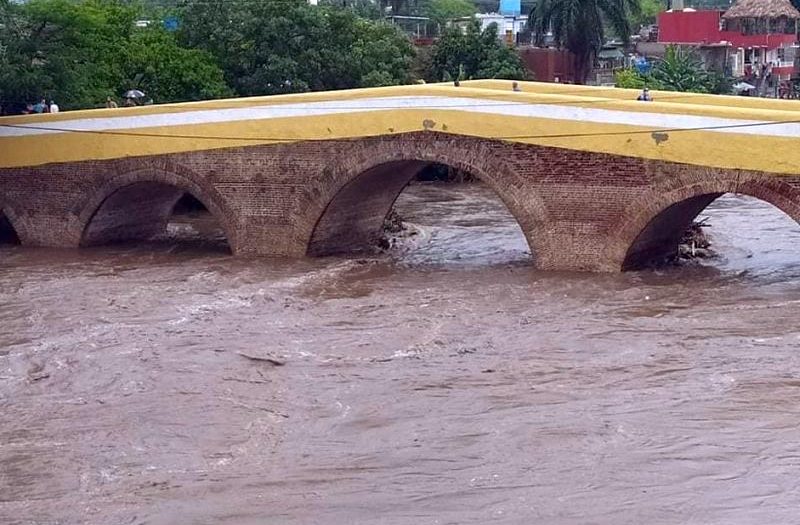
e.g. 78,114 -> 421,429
723,0 -> 800,20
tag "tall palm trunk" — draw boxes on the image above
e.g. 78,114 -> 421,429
532,0 -> 637,85
574,49 -> 594,84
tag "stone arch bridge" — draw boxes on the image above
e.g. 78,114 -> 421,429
2,80 -> 800,272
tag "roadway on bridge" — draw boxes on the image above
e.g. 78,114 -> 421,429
2,81 -> 800,175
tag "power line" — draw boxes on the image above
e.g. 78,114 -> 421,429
0,123 -> 291,142
495,117 -> 800,140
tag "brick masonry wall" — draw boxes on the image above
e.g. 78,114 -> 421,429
2,131 -> 800,272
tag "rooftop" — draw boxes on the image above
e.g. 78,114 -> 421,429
723,0 -> 800,19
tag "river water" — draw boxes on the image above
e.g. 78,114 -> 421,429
2,183 -> 800,524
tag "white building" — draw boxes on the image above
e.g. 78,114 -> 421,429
475,13 -> 528,44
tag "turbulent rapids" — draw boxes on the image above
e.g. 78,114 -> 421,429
2,183 -> 800,524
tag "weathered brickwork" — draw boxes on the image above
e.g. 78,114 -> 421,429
1,131 -> 799,272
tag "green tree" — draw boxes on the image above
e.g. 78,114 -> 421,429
122,27 -> 231,103
530,0 -> 640,84
630,0 -> 664,29
613,67 -> 648,89
614,46 -> 732,95
0,0 -> 230,112
424,0 -> 476,27
0,0 -> 37,112
428,20 -> 527,82
178,0 -> 414,96
0,0 -> 136,110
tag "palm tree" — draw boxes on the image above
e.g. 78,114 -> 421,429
530,0 -> 641,84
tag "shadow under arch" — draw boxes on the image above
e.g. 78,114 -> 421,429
303,135 -> 549,264
76,167 -> 237,252
606,172 -> 800,271
0,207 -> 22,245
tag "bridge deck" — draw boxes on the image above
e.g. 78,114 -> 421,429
2,81 -> 800,174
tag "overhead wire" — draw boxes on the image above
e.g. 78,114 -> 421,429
3,83 -> 800,142
0,122 -> 292,142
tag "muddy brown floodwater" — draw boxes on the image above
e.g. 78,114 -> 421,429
3,183 -> 800,525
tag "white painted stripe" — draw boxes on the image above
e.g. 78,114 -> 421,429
1,96 -> 798,139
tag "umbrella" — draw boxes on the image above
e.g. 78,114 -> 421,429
733,82 -> 756,91
123,89 -> 146,99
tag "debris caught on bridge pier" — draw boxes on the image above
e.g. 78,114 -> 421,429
383,209 -> 406,235
678,218 -> 715,261
377,210 -> 422,252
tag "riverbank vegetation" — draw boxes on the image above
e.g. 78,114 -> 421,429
0,0 -> 746,114
0,0 -> 526,113
0,0 -> 230,111
615,46 -> 732,95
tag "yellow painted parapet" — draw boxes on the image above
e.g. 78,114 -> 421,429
461,79 -> 800,113
2,82 -> 800,175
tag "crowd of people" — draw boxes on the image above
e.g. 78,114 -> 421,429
10,93 -> 143,115
21,98 -> 59,114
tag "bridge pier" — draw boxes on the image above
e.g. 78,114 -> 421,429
0,198 -> 83,249
530,229 -> 617,273
231,220 -> 308,257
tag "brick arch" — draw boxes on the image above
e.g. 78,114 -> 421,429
75,163 -> 238,252
604,169 -> 800,271
300,133 -> 550,264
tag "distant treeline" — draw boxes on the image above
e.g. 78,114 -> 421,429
0,0 -> 526,113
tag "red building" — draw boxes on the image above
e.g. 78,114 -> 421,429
517,47 -> 578,84
658,0 -> 800,80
